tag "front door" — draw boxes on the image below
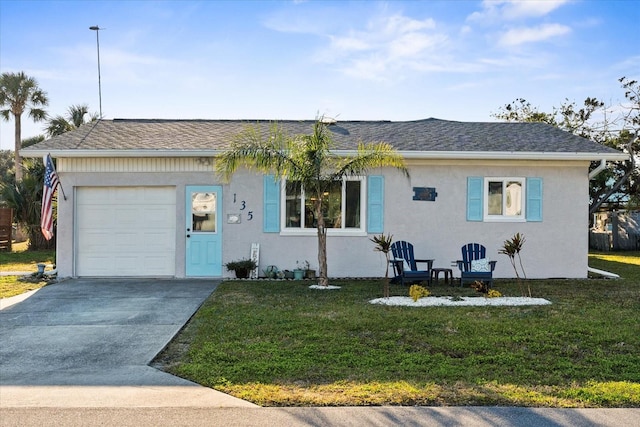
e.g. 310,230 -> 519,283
186,186 -> 222,277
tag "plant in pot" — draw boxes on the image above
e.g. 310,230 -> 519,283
304,261 -> 316,279
225,258 -> 257,279
293,260 -> 307,280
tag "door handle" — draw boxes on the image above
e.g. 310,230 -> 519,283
186,234 -> 190,238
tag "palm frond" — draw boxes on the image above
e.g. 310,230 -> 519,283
215,122 -> 301,182
334,142 -> 409,179
46,116 -> 73,137
67,104 -> 90,128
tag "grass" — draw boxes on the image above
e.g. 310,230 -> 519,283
0,241 -> 55,298
154,251 -> 640,407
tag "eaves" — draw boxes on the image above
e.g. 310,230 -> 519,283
21,148 -> 630,162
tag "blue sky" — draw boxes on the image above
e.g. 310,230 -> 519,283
1,0 -> 638,150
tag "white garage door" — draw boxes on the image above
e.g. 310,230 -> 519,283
76,187 -> 176,277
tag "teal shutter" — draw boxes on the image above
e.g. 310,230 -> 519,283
263,175 -> 280,232
526,177 -> 543,222
467,177 -> 483,221
367,175 -> 384,233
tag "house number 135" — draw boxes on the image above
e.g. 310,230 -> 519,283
233,193 -> 253,221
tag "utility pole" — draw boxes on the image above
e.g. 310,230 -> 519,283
89,25 -> 103,118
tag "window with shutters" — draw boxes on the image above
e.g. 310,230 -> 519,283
283,177 -> 364,234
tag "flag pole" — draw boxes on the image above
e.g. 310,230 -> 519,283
58,182 -> 68,201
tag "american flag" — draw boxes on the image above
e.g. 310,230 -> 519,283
41,154 -> 60,240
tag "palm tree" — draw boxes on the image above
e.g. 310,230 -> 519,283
370,233 -> 394,298
0,72 -> 49,182
0,158 -> 54,250
46,104 -> 98,137
216,119 -> 409,287
499,233 -> 529,297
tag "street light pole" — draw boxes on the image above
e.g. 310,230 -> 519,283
89,25 -> 103,118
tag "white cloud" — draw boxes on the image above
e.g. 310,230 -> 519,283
389,32 -> 445,58
265,3 -> 576,81
468,0 -> 571,22
499,23 -> 571,46
498,0 -> 570,20
341,56 -> 388,81
315,13 -> 452,80
377,14 -> 436,34
330,35 -> 370,52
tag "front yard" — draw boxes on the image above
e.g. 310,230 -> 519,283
2,246 -> 638,407
153,252 -> 640,407
0,242 -> 55,298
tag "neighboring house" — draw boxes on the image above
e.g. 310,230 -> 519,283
21,118 -> 628,280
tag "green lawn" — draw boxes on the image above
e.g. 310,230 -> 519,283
0,242 -> 55,298
156,251 -> 640,407
0,241 -> 55,272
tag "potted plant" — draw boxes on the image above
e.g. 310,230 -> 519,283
304,261 -> 316,279
263,265 -> 279,279
294,260 -> 306,280
225,258 -> 257,279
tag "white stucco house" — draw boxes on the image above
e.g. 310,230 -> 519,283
22,118 -> 628,280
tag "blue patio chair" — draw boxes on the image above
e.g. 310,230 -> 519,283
457,243 -> 497,288
390,240 -> 434,286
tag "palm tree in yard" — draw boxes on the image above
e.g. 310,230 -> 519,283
0,72 -> 49,182
216,119 -> 409,287
46,103 -> 98,137
0,158 -> 54,250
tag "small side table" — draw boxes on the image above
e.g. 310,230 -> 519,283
431,268 -> 453,285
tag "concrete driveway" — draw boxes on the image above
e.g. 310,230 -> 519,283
0,278 -> 257,407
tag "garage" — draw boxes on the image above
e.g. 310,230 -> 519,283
75,187 -> 176,277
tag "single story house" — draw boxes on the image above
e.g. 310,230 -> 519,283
22,118 -> 628,280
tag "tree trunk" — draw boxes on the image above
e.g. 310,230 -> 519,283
14,113 -> 23,182
384,252 -> 390,298
589,166 -> 634,215
316,200 -> 329,287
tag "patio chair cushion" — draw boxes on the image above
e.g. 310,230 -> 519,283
470,258 -> 491,272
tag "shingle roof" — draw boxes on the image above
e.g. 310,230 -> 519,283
22,118 -> 625,158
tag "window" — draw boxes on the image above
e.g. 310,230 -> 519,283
191,192 -> 216,232
467,176 -> 542,223
283,178 -> 364,233
484,177 -> 525,221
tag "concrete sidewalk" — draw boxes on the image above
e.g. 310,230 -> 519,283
1,406 -> 638,426
0,271 -> 32,277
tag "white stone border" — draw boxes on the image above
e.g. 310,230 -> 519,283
369,296 -> 551,307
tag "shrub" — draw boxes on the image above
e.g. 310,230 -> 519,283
409,284 -> 430,302
225,258 -> 257,279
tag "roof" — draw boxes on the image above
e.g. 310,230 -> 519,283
22,118 -> 628,161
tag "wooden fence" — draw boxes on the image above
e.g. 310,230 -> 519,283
590,211 -> 640,251
0,208 -> 12,252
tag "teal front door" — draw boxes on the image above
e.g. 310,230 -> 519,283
186,186 -> 222,277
